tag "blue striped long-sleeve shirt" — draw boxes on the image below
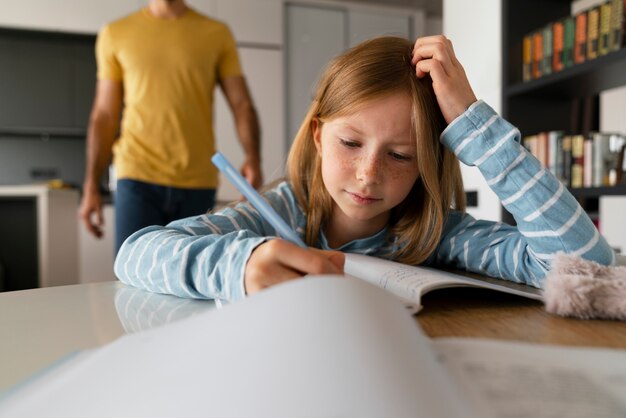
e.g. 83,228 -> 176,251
114,100 -> 614,301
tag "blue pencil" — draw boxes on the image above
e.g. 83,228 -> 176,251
211,152 -> 307,248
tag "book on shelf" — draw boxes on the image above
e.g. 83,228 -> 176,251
563,15 -> 576,68
543,24 -> 553,75
588,6 -> 600,60
575,10 -> 588,64
523,34 -> 533,81
562,135 -> 573,186
584,136 -> 594,187
610,0 -> 626,51
532,31 -> 543,79
617,143 -> 626,184
550,130 -> 565,182
608,134 -> 626,184
593,133 -> 612,187
571,134 -> 585,188
520,1 -> 626,83
523,131 -> 626,189
552,20 -> 565,72
600,1 -> 613,56
1,273 -> 625,417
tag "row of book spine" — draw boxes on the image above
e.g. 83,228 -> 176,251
522,0 -> 626,82
523,131 -> 626,188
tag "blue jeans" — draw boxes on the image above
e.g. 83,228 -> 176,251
114,179 -> 216,254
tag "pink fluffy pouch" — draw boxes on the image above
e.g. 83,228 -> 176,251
544,253 -> 626,320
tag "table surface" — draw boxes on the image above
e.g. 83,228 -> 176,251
1,279 -> 625,393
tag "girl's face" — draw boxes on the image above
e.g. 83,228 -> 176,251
313,92 -> 419,244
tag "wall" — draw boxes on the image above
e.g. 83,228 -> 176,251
443,0 -> 502,222
599,85 -> 626,253
424,16 -> 442,35
0,138 -> 85,186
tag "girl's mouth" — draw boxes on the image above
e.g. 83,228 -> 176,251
347,191 -> 382,205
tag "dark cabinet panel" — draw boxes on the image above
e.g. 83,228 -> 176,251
0,29 -> 96,138
0,197 -> 38,291
72,42 -> 97,129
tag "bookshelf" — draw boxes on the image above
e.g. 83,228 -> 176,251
501,0 -> 626,224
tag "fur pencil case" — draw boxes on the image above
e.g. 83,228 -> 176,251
544,253 -> 626,320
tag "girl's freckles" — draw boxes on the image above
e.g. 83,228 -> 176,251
342,156 -> 359,169
390,169 -> 401,180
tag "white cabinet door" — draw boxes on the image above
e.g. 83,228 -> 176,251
0,0 -> 64,32
58,0 -> 144,33
286,4 -> 346,143
79,205 -> 116,284
348,9 -> 411,47
188,0 -> 216,16
215,48 -> 285,202
0,0 -> 143,34
213,0 -> 282,45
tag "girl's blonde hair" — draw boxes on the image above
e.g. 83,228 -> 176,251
287,36 -> 465,265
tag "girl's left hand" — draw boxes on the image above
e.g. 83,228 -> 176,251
411,35 -> 477,125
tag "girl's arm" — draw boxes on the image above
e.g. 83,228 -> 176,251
435,101 -> 614,286
114,183 -> 341,300
413,36 -> 614,287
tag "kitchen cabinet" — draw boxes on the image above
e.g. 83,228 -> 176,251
348,9 -> 411,47
0,29 -> 95,138
0,0 -> 279,38
0,186 -> 79,291
56,0 -> 143,34
213,0 -> 282,46
0,0 -> 142,34
286,4 -> 347,143
79,204 -> 116,284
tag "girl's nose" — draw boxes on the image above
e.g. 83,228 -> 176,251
356,154 -> 382,185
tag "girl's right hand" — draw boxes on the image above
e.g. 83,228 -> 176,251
411,35 -> 477,125
244,239 -> 345,295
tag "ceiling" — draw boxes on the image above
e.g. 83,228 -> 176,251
332,0 -> 442,16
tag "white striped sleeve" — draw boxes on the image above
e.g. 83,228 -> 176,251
435,101 -> 614,287
114,182 -> 307,301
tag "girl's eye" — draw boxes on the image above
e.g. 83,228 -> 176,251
339,139 -> 359,148
390,152 -> 412,162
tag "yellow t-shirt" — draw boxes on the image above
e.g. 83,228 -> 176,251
96,8 -> 242,188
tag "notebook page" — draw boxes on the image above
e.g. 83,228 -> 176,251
344,253 -> 542,311
344,253 -> 474,310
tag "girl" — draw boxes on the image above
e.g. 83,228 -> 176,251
114,36 -> 614,301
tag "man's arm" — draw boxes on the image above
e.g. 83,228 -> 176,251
79,79 -> 123,238
219,75 -> 263,189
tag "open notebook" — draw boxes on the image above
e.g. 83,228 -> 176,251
1,276 -> 625,418
344,253 -> 543,313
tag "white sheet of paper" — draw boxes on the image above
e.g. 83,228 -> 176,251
0,276 -> 470,418
433,338 -> 626,418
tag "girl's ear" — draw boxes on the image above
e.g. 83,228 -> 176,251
311,118 -> 322,154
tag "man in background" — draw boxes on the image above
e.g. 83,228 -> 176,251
79,0 -> 262,253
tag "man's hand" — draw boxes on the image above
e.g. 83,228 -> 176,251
412,35 -> 477,125
244,240 -> 345,295
78,185 -> 104,238
240,157 -> 263,190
